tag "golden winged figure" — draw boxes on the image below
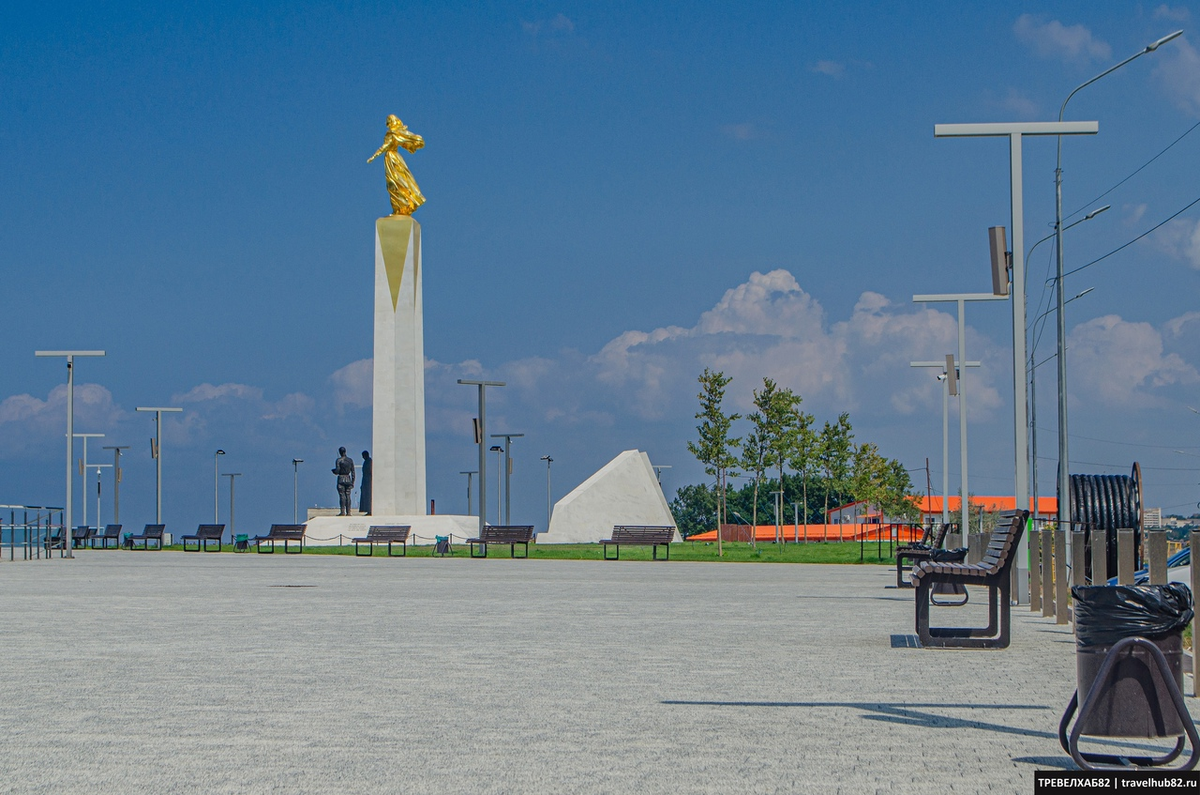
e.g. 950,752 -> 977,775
367,114 -> 426,216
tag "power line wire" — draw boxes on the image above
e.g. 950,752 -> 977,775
1059,193 -> 1200,281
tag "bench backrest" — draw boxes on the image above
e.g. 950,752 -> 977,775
932,522 -> 954,549
612,526 -> 676,543
481,525 -> 534,542
267,524 -> 306,540
142,524 -> 165,539
979,511 -> 1027,575
196,524 -> 224,539
367,525 -> 411,541
101,524 -> 122,538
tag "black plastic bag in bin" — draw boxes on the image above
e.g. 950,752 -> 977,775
1071,583 -> 1194,648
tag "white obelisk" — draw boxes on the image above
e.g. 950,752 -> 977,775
372,215 -> 426,515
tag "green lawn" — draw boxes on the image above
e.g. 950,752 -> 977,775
158,540 -> 899,564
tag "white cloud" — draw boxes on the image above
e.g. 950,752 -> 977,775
1069,315 -> 1200,407
329,359 -> 373,414
812,60 -> 845,78
1155,38 -> 1200,117
1155,5 -> 1190,22
1154,217 -> 1200,268
1001,88 -> 1038,118
173,382 -> 264,403
1014,14 -> 1112,63
720,123 -> 759,141
522,13 -> 576,38
1125,203 -> 1148,226
0,383 -> 125,456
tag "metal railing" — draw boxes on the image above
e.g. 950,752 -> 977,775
0,505 -> 64,561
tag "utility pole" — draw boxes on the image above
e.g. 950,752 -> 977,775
102,446 -> 129,524
136,406 -> 183,524
457,379 -> 505,534
490,432 -> 524,525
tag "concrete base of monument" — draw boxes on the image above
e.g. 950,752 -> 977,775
302,514 -> 479,547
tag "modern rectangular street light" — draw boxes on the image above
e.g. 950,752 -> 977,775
136,406 -> 183,524
36,350 -> 105,558
72,432 -> 104,531
934,119 -> 1097,601
457,379 -> 505,534
911,358 -> 980,530
490,432 -> 524,525
912,293 -> 1005,535
101,445 -> 129,523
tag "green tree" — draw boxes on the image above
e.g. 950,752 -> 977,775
818,412 -> 855,522
669,483 -> 718,537
686,368 -> 740,556
787,406 -> 817,538
756,379 -> 803,543
851,442 -> 888,524
880,458 -> 921,526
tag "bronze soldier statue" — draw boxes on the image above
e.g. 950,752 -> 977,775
332,447 -> 355,516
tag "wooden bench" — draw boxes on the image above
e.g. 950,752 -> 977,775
181,524 -> 225,552
352,525 -> 410,557
252,524 -> 305,554
911,510 -> 1027,649
127,524 -> 166,550
895,522 -> 960,588
600,526 -> 676,560
91,524 -> 122,549
467,525 -> 534,558
71,526 -> 96,549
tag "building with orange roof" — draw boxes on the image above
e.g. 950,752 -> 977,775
826,496 -> 1056,527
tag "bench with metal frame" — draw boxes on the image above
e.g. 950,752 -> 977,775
352,525 -> 411,557
467,525 -> 534,558
600,526 -> 676,560
895,522 -> 958,588
127,524 -> 166,550
911,510 -> 1026,649
181,524 -> 226,552
252,524 -> 305,554
91,524 -> 122,549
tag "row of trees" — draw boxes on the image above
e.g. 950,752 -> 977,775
679,368 -> 919,546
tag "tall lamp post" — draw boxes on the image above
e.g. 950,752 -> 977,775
1053,30 -> 1181,546
910,358 -> 980,529
539,456 -> 553,531
101,445 -> 129,524
490,433 -> 524,525
459,470 -> 477,515
292,459 -> 304,523
911,293 -> 1005,533
214,450 -> 226,522
35,350 -> 105,558
457,379 -> 505,535
136,406 -> 183,525
223,473 -> 242,538
85,463 -> 112,531
489,445 -> 504,524
73,432 -> 104,531
933,121 -> 1098,601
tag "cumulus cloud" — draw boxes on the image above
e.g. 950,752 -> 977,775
1001,88 -> 1038,118
812,60 -> 845,78
1154,217 -> 1200,268
1069,315 -> 1200,407
1014,14 -> 1111,63
329,359 -> 373,414
0,383 -> 125,457
1155,38 -> 1200,117
1155,5 -> 1190,22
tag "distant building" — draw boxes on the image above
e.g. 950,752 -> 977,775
826,496 -> 1057,528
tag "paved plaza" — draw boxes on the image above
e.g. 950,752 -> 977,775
1,553 -> 1190,794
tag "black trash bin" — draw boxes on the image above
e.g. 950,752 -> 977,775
1060,583 -> 1199,770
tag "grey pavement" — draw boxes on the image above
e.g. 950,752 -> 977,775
0,553 -> 1189,794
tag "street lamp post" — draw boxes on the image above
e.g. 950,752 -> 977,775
35,350 -> 105,558
933,121 -> 1098,601
489,445 -> 504,524
136,406 -> 183,525
458,379 -> 506,535
911,293 -> 1004,533
490,433 -> 524,525
223,473 -> 242,538
1053,30 -> 1181,548
292,459 -> 304,523
72,432 -> 104,531
910,359 -> 980,529
539,456 -> 553,531
459,470 -> 477,515
101,446 -> 129,524
86,463 -> 112,531
214,450 -> 226,523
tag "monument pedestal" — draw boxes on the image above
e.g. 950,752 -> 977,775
303,515 -> 477,547
372,216 -> 426,516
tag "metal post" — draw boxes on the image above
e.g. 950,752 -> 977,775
291,459 -> 303,524
1191,530 -> 1200,696
72,433 -> 103,531
224,473 -> 242,538
458,380 -> 505,534
540,456 -> 553,531
1042,526 -> 1055,617
214,450 -> 226,522
1055,527 -> 1068,624
491,433 -> 524,525
102,446 -> 128,524
490,446 -> 503,523
36,350 -> 106,557
459,471 -> 477,516
1117,528 -> 1136,585
136,407 -> 183,525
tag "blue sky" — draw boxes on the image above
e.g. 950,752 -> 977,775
4,1 -> 1200,533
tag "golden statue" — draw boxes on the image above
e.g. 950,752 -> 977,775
368,115 -> 426,216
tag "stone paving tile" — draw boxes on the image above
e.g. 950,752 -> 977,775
0,553 -> 1191,793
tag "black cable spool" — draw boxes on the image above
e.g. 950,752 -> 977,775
1064,463 -> 1142,581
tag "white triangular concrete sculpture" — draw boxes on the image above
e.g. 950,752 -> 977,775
541,450 -> 679,544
